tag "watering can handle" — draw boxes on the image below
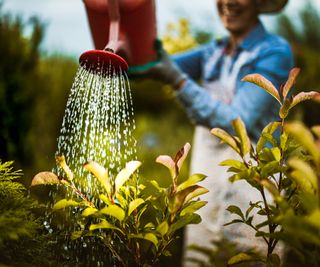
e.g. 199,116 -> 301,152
105,0 -> 120,51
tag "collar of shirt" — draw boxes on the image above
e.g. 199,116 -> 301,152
218,20 -> 268,53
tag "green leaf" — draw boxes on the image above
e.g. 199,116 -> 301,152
180,201 -> 207,216
56,155 -> 74,181
156,155 -> 175,178
130,233 -> 158,248
228,168 -> 256,184
220,159 -> 246,172
169,213 -> 201,233
211,128 -> 240,154
115,161 -> 141,193
259,147 -> 281,162
100,205 -> 125,221
282,68 -> 300,99
53,199 -> 82,210
156,221 -> 169,236
144,222 -> 155,229
31,171 -> 62,186
149,180 -> 165,192
261,161 -> 282,178
224,219 -> 243,226
228,252 -> 262,265
176,173 -> 206,192
256,221 -> 270,229
89,220 -> 123,234
81,207 -> 98,217
184,186 -> 209,204
84,161 -> 111,196
279,97 -> 292,119
257,122 -> 281,152
291,91 -> 320,109
226,205 -> 245,220
71,231 -> 83,240
285,122 -> 320,161
232,118 -> 251,156
242,74 -> 281,104
115,193 -> 127,208
288,158 -> 317,193
128,198 -> 145,216
99,194 -> 112,205
245,202 -> 261,219
169,186 -> 200,214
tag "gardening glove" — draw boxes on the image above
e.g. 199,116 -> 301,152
130,41 -> 187,89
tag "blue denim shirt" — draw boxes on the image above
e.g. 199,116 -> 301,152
173,21 -> 294,141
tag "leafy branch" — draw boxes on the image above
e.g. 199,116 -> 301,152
211,68 -> 320,266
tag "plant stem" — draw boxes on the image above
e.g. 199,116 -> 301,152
247,223 -> 269,245
261,188 -> 275,256
69,182 -> 95,208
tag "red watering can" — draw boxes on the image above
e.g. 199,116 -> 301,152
81,0 -> 158,73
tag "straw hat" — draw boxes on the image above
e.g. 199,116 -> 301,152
257,0 -> 288,13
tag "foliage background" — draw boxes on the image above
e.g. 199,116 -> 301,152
0,1 -> 320,266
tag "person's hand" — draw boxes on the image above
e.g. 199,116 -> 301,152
130,44 -> 187,90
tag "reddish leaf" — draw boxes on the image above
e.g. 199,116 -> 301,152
279,97 -> 293,119
282,68 -> 300,99
156,143 -> 191,179
84,161 -> 111,196
176,143 -> 191,172
291,91 -> 320,109
156,155 -> 175,178
242,74 -> 281,104
211,128 -> 240,154
31,172 -> 61,186
56,155 -> 74,181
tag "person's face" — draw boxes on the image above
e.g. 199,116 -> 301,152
216,0 -> 259,36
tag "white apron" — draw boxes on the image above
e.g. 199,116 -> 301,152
183,50 -> 270,266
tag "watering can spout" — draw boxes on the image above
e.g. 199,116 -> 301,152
81,0 -> 157,73
79,0 -> 129,73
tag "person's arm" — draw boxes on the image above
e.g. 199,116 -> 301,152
130,42 -> 214,89
176,43 -> 294,133
171,43 -> 212,81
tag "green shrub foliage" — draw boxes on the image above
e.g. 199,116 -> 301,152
0,160 -> 51,266
31,143 -> 208,267
210,69 -> 320,267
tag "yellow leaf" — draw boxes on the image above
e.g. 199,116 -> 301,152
56,155 -> 74,181
115,161 -> 141,192
128,198 -> 145,216
100,205 -> 125,221
84,161 -> 111,196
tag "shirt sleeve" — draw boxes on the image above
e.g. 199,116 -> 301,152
171,43 -> 212,80
176,42 -> 294,134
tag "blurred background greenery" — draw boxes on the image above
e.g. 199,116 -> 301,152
1,1 -> 319,182
0,1 -> 320,266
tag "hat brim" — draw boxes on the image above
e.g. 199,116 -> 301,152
258,0 -> 288,13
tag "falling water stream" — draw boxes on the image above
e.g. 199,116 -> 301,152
49,62 -> 137,265
55,63 -> 136,196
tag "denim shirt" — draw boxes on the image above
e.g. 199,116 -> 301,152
173,21 -> 294,141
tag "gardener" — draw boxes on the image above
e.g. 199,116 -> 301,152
139,0 -> 293,265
